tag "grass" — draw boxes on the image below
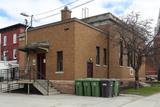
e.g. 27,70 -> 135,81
124,83 -> 160,96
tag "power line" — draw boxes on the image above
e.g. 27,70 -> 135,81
36,13 -> 60,21
35,0 -> 80,16
36,0 -> 95,21
70,0 -> 94,10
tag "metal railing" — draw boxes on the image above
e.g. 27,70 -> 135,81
0,66 -> 53,95
18,66 -> 51,95
0,68 -> 19,82
0,82 -> 22,93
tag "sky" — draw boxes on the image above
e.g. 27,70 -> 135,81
0,0 -> 160,31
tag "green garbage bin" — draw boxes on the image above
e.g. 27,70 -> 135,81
83,79 -> 92,96
75,79 -> 84,96
91,79 -> 101,97
113,79 -> 120,96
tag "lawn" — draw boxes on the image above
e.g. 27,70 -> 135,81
124,83 -> 160,96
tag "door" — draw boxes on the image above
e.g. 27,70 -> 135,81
87,62 -> 93,78
37,53 -> 46,79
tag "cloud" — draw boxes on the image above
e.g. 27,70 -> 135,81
0,17 -> 17,28
103,0 -> 133,15
123,0 -> 160,28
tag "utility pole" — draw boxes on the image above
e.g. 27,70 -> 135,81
20,13 -> 34,95
20,13 -> 33,45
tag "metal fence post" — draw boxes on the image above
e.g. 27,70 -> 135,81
47,80 -> 49,95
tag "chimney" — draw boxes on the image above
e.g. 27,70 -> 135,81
61,6 -> 71,21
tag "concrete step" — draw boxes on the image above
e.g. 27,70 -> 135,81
49,91 -> 60,95
33,80 -> 60,95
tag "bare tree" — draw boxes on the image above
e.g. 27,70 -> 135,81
114,12 -> 154,88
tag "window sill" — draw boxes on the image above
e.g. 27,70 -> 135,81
120,66 -> 131,68
103,65 -> 107,67
96,64 -> 100,67
55,71 -> 64,74
120,65 -> 125,67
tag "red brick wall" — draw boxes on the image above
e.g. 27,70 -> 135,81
1,26 -> 25,61
51,80 -> 75,94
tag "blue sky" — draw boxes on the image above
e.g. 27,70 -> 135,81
0,0 -> 159,29
103,0 -> 133,15
0,9 -> 11,18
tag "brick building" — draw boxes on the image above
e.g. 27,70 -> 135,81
82,12 -> 146,82
146,10 -> 160,76
0,24 -> 25,62
18,7 -> 145,93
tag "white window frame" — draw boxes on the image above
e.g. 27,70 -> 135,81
3,35 -> 7,46
3,50 -> 7,61
13,33 -> 17,44
0,33 -> 1,44
13,49 -> 17,60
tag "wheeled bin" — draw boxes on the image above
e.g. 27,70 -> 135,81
83,79 -> 92,96
75,79 -> 84,96
91,79 -> 101,97
100,80 -> 114,97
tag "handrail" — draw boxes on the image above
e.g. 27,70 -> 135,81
18,66 -> 51,95
32,66 -> 50,95
0,65 -> 50,93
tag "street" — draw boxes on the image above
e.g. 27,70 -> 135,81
0,93 -> 153,107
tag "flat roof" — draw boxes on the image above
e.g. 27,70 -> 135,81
0,23 -> 26,32
28,18 -> 108,36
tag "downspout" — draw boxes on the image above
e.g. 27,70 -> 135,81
107,31 -> 110,78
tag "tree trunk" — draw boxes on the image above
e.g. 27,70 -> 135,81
135,70 -> 139,89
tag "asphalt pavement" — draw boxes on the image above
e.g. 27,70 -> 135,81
0,93 -> 159,107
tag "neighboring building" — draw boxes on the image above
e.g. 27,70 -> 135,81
155,9 -> 160,36
146,9 -> 160,76
0,24 -> 26,63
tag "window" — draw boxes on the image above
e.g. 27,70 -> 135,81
127,50 -> 135,67
57,51 -> 63,72
96,47 -> 100,65
13,33 -> 17,44
3,36 -> 7,46
127,51 -> 131,66
13,49 -> 17,59
103,48 -> 107,65
119,41 -> 123,66
3,51 -> 7,61
0,33 -> 1,44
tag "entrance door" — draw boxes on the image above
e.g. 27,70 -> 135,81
87,62 -> 93,78
37,53 -> 46,79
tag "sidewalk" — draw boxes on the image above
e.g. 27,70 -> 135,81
0,93 -> 143,107
122,93 -> 160,107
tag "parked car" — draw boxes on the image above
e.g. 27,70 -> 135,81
146,75 -> 157,81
